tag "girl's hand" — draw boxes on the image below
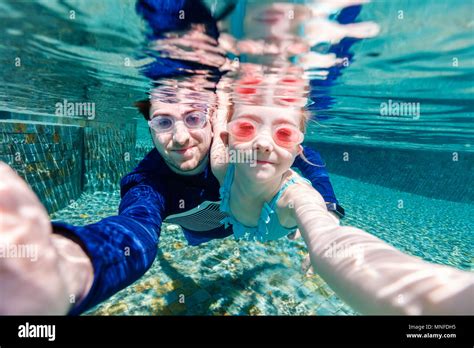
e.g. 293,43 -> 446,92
287,229 -> 315,276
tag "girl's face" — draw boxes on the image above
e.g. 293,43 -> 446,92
229,104 -> 303,182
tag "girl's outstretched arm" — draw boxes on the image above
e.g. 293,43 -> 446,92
288,184 -> 474,315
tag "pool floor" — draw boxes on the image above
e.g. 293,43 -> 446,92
50,174 -> 473,315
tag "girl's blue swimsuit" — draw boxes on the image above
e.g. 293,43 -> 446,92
219,163 -> 312,242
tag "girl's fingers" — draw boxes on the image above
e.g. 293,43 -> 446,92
287,229 -> 302,240
302,255 -> 315,276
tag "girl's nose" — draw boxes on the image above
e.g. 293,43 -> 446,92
252,134 -> 274,153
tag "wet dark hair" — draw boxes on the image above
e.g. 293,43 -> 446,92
135,99 -> 151,120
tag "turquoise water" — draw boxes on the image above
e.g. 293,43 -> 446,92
1,0 -> 473,315
313,0 -> 474,152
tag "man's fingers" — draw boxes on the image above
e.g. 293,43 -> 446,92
0,162 -> 51,237
0,162 -> 42,209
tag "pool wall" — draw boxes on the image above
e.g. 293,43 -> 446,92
309,141 -> 474,204
0,114 -> 136,213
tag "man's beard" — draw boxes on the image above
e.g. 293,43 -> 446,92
164,153 -> 209,176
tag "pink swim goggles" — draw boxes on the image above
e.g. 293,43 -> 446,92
227,118 -> 304,148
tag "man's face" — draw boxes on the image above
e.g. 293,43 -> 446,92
149,100 -> 213,175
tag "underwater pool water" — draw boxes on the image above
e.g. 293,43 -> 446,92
1,0 -> 473,315
49,172 -> 472,315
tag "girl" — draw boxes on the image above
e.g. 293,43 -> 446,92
210,72 -> 473,315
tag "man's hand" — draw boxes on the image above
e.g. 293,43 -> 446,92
0,162 -> 74,314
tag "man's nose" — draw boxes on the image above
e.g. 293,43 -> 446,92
172,122 -> 191,145
252,134 -> 274,153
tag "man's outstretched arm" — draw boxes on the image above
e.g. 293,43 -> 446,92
51,181 -> 166,315
0,161 -> 166,315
